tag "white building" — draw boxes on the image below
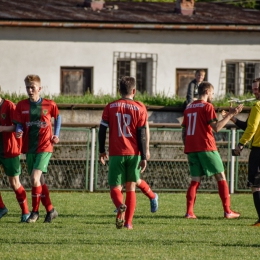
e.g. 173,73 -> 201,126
0,0 -> 260,97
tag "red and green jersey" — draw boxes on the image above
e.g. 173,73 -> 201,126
182,100 -> 217,153
0,99 -> 21,158
101,98 -> 147,156
13,98 -> 59,154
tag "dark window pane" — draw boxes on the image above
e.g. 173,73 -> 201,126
61,68 -> 92,95
117,61 -> 130,87
136,62 -> 147,94
244,63 -> 255,93
226,64 -> 236,94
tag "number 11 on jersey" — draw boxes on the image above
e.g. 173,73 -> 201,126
187,112 -> 197,136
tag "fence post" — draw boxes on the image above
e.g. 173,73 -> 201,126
89,127 -> 96,192
230,128 -> 236,194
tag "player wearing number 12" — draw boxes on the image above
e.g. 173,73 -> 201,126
181,81 -> 243,219
99,76 -> 147,230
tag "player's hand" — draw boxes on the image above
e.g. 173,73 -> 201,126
139,159 -> 147,173
234,143 -> 244,156
51,135 -> 59,144
99,152 -> 108,165
146,149 -> 150,160
16,131 -> 23,138
229,104 -> 243,116
221,110 -> 228,119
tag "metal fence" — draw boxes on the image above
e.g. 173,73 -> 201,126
0,125 -> 250,192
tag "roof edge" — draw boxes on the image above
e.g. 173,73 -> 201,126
0,21 -> 260,31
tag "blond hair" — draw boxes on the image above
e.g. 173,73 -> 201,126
24,74 -> 41,85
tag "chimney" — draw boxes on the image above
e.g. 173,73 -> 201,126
175,0 -> 195,16
84,0 -> 105,11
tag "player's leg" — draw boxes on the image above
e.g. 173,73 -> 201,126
26,153 -> 47,223
215,172 -> 239,218
185,153 -> 202,218
136,179 -> 158,213
186,179 -> 200,218
124,181 -> 136,230
247,148 -> 260,226
32,152 -> 58,223
108,156 -> 126,229
4,156 -> 30,222
124,155 -> 141,229
0,192 -> 8,219
0,159 -> 8,218
27,167 -> 42,223
9,176 -> 30,222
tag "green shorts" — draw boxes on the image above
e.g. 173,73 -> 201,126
0,156 -> 21,177
187,151 -> 224,177
26,152 -> 52,175
108,155 -> 141,186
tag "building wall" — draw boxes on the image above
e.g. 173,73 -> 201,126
0,26 -> 260,96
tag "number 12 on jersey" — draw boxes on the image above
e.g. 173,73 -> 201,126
187,112 -> 197,136
116,113 -> 132,137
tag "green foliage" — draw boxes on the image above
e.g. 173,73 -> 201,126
2,91 -> 256,108
0,192 -> 258,259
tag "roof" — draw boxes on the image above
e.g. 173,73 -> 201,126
0,1 -> 260,31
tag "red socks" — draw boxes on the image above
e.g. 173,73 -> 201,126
186,181 -> 200,215
31,186 -> 42,212
110,187 -> 123,209
41,184 -> 53,212
217,180 -> 231,213
124,191 -> 136,226
0,192 -> 5,208
138,180 -> 156,200
15,185 -> 29,214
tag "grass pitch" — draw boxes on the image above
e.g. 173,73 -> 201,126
0,192 -> 259,260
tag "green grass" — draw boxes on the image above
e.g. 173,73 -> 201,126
0,192 -> 259,260
1,91 -> 256,107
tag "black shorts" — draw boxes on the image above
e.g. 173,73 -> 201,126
248,147 -> 260,187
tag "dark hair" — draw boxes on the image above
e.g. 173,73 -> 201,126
253,78 -> 260,83
119,76 -> 136,95
198,81 -> 213,95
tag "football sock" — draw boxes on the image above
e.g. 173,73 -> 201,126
110,187 -> 123,209
31,186 -> 42,212
41,184 -> 53,212
0,192 -> 5,208
217,180 -> 231,213
253,191 -> 260,220
186,181 -> 200,215
137,180 -> 156,200
15,185 -> 29,214
124,191 -> 136,226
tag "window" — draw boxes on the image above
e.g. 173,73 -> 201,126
60,67 -> 93,95
176,69 -> 208,98
113,52 -> 157,96
225,61 -> 260,95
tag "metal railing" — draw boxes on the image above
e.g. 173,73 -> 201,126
0,124 -> 249,192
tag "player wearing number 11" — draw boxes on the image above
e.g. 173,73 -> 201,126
99,76 -> 147,230
181,81 -> 243,219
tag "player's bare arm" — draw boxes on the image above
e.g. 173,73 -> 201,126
210,104 -> 243,132
0,125 -> 15,132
